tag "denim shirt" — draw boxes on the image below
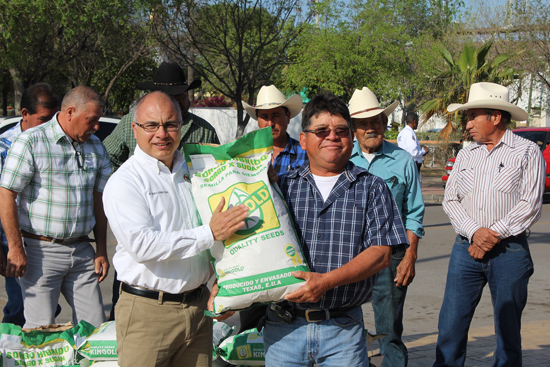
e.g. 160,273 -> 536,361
350,140 -> 425,238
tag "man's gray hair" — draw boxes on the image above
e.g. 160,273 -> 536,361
132,91 -> 182,122
61,86 -> 104,110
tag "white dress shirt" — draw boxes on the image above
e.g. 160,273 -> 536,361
397,125 -> 426,163
103,145 -> 214,293
443,129 -> 545,241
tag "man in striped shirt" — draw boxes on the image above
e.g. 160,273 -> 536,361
0,86 -> 111,328
434,82 -> 545,367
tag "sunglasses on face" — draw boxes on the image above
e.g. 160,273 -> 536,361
303,126 -> 351,138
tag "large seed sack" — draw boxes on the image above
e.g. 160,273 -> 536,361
184,128 -> 309,314
217,329 -> 265,366
77,321 -> 117,361
0,321 -> 96,367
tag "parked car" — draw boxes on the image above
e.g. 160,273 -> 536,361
0,115 -> 120,142
442,127 -> 550,192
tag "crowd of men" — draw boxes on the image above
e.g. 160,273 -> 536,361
0,61 -> 545,367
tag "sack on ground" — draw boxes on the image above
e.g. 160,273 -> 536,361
184,128 -> 309,314
77,321 -> 117,361
217,328 -> 265,366
0,320 -> 96,367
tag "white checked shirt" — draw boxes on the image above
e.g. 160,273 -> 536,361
397,125 -> 426,163
443,129 -> 545,241
0,115 -> 111,238
103,145 -> 214,294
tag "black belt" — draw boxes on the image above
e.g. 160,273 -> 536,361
21,230 -> 95,244
121,283 -> 203,303
294,307 -> 355,322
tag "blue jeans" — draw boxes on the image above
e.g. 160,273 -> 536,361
434,234 -> 533,367
372,249 -> 408,367
263,305 -> 368,367
2,245 -> 25,326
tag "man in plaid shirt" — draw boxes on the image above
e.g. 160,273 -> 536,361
263,93 -> 409,367
102,62 -> 219,172
0,86 -> 110,328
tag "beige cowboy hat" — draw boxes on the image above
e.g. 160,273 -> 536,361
242,85 -> 303,120
447,82 -> 528,121
348,87 -> 399,119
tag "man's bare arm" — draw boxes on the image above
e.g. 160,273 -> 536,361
0,187 -> 26,277
395,230 -> 419,287
285,245 -> 392,303
92,190 -> 109,282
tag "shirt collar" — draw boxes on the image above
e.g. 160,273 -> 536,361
51,113 -> 70,143
282,133 -> 299,155
134,144 -> 185,174
292,160 -> 364,183
351,140 -> 395,160
469,129 -> 515,151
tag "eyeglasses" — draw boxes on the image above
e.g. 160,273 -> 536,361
134,121 -> 182,132
303,127 -> 351,138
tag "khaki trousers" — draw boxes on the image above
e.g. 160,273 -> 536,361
115,285 -> 212,367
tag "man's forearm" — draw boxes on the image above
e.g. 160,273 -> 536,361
405,230 -> 419,258
323,245 -> 392,290
92,191 -> 108,255
0,187 -> 23,250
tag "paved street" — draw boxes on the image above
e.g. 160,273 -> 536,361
0,175 -> 549,366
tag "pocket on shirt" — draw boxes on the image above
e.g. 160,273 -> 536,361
493,166 -> 521,193
456,168 -> 475,196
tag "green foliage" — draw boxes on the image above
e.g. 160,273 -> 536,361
282,0 -> 463,108
419,39 -> 520,136
150,0 -> 312,137
0,0 -> 156,111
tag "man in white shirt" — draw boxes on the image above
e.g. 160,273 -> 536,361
103,91 -> 249,367
397,112 -> 428,172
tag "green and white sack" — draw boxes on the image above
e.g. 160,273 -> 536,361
217,329 -> 265,366
77,321 -> 117,361
0,321 -> 96,367
184,128 -> 309,314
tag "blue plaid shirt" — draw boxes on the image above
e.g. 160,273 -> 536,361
279,161 -> 408,309
272,134 -> 307,175
0,121 -> 23,247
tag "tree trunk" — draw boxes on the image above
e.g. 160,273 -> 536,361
9,68 -> 25,115
235,101 -> 250,138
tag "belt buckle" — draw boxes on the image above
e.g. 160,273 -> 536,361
305,309 -> 323,322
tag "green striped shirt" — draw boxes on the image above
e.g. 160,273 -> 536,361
0,114 -> 111,238
103,112 -> 220,171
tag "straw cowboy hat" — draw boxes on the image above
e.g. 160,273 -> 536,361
447,82 -> 528,121
136,61 -> 201,96
242,85 -> 303,120
348,87 -> 399,119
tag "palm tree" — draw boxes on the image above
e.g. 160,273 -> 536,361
420,39 -> 520,138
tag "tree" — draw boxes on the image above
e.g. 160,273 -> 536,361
282,0 -> 463,115
151,0 -> 313,138
0,0 -> 155,113
419,39 -> 519,137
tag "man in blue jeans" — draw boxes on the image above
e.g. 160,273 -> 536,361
0,83 -> 59,326
435,82 -> 545,367
348,87 -> 425,367
263,93 -> 409,367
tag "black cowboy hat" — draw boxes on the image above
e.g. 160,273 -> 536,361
136,61 -> 201,95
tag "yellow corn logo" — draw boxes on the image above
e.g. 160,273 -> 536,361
209,181 -> 280,248
237,345 -> 252,359
285,245 -> 303,267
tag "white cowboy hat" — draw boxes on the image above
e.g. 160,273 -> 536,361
242,85 -> 303,120
447,82 -> 528,121
348,87 -> 399,119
